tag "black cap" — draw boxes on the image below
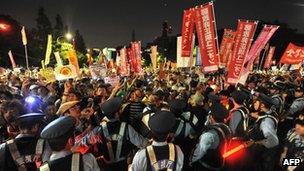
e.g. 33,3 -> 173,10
210,102 -> 228,121
148,110 -> 176,134
100,97 -> 123,118
169,99 -> 187,117
40,116 -> 76,140
231,90 -> 248,105
17,113 -> 45,125
257,93 -> 275,108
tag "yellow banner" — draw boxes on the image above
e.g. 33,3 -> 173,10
54,52 -> 63,66
21,26 -> 27,45
44,34 -> 53,66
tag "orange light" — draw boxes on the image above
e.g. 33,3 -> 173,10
0,23 -> 10,31
223,144 -> 246,158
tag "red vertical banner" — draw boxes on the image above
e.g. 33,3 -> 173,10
226,20 -> 257,84
264,47 -> 276,69
280,43 -> 304,64
194,2 -> 220,72
131,41 -> 142,74
181,9 -> 195,57
219,29 -> 236,66
119,47 -> 129,76
127,47 -> 135,72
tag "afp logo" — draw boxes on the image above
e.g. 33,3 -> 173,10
282,158 -> 301,166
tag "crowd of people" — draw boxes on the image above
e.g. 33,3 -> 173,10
0,67 -> 303,171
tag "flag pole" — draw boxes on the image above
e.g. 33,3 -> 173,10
24,44 -> 29,70
258,44 -> 269,71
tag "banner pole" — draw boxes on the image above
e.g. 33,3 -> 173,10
259,44 -> 269,71
211,1 -> 220,67
24,45 -> 29,70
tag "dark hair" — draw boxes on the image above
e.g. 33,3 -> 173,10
151,132 -> 168,142
47,129 -> 74,151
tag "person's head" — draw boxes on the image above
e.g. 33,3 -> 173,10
231,90 -> 247,106
40,116 -> 76,152
256,93 -> 275,112
67,91 -> 80,102
38,86 -> 49,98
17,113 -> 45,136
295,115 -> 304,136
169,99 -> 187,117
130,89 -> 143,102
149,110 -> 176,142
294,87 -> 304,98
209,102 -> 228,123
95,85 -> 107,96
0,100 -> 26,133
57,101 -> 81,119
100,97 -> 123,120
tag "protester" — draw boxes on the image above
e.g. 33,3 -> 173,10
0,66 -> 303,171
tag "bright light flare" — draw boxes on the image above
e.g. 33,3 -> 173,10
25,96 -> 35,104
65,33 -> 73,40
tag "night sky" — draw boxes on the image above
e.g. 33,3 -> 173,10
1,0 -> 304,47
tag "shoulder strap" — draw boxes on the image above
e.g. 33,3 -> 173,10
34,139 -> 45,168
6,139 -> 27,171
39,163 -> 50,171
101,122 -> 115,161
146,145 -> 158,170
175,120 -> 184,137
35,139 -> 44,156
71,153 -> 80,171
237,107 -> 249,132
101,121 -> 109,137
142,113 -> 154,128
115,122 -> 126,160
256,115 -> 278,129
167,143 -> 176,171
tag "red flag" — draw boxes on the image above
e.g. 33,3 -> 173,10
264,47 -> 276,69
243,25 -> 278,68
219,29 -> 236,66
280,43 -> 304,64
131,41 -> 142,74
226,20 -> 257,85
119,47 -> 128,76
194,2 -> 220,72
181,9 -> 195,57
238,24 -> 278,84
127,47 -> 135,72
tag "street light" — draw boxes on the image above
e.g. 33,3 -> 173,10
56,33 -> 73,43
65,33 -> 73,40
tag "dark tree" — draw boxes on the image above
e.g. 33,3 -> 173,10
53,14 -> 64,39
36,7 -> 52,42
26,7 -> 53,66
74,29 -> 87,54
0,15 -> 24,68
